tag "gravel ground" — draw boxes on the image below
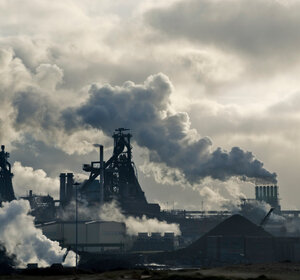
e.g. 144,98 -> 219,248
0,263 -> 300,280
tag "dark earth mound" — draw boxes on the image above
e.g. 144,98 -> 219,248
149,214 -> 272,265
187,214 -> 272,253
200,214 -> 272,237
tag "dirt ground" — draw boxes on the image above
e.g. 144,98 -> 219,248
0,263 -> 300,280
201,262 -> 300,280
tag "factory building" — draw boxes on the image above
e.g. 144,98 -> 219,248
41,221 -> 126,253
131,232 -> 177,252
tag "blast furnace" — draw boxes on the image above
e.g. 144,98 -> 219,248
60,128 -> 160,216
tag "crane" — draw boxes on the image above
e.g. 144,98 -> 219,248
260,207 -> 274,227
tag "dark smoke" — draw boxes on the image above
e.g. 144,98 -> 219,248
13,90 -> 60,131
62,73 -> 277,184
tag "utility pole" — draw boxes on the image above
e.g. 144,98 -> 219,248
73,182 -> 80,269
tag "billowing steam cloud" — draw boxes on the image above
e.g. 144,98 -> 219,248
0,199 -> 75,268
99,201 -> 181,236
60,199 -> 180,236
62,73 -> 276,184
12,161 -> 59,198
8,57 -> 276,185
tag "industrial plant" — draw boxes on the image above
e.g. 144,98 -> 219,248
1,128 -> 300,268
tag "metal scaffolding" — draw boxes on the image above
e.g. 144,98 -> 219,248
0,145 -> 15,202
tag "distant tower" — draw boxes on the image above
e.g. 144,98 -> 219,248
80,128 -> 161,215
0,145 -> 16,202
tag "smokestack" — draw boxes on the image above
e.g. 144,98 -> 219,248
100,145 -> 104,204
266,186 -> 270,200
255,186 -> 259,200
270,186 -> 274,198
263,186 -> 266,201
66,173 -> 74,202
274,185 -> 278,199
60,173 -> 66,206
259,186 -> 262,200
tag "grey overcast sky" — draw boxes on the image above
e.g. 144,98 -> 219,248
1,0 -> 300,210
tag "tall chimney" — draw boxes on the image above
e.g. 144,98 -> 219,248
255,186 -> 259,200
66,173 -> 74,202
259,186 -> 263,200
263,186 -> 266,201
60,173 -> 66,206
266,186 -> 270,200
274,185 -> 278,199
99,145 -> 104,204
270,186 -> 274,198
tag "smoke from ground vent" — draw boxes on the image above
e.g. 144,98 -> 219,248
64,73 -> 276,184
0,199 -> 76,268
99,201 -> 181,236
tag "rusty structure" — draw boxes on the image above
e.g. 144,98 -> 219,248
0,145 -> 15,203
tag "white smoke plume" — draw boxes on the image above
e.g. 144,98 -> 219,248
59,198 -> 99,221
283,218 -> 300,236
0,199 -> 76,268
99,201 -> 181,236
12,161 -> 59,199
228,199 -> 285,225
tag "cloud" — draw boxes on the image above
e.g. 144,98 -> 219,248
64,73 -> 277,184
99,200 -> 181,235
6,58 -> 276,185
146,0 -> 300,56
199,186 -> 228,210
12,162 -> 59,198
34,64 -> 63,90
2,0 -> 300,209
13,90 -> 60,131
146,0 -> 300,72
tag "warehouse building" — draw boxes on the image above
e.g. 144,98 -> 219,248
41,221 -> 126,253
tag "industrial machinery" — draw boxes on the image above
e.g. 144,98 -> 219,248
0,145 -> 15,202
3,128 -> 299,245
260,207 -> 274,227
60,128 -> 160,216
21,190 -> 56,222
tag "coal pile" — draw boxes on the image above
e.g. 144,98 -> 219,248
202,214 -> 272,237
150,215 -> 272,265
184,214 -> 272,255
